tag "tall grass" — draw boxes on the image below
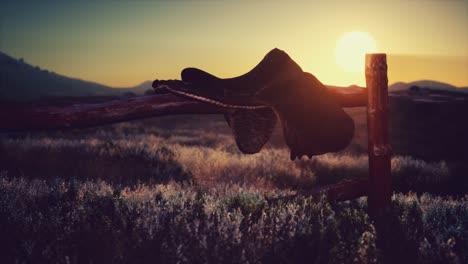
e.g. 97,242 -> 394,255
1,116 -> 467,263
0,177 -> 466,263
0,132 -> 461,193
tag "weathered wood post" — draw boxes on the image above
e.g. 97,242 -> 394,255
365,53 -> 392,219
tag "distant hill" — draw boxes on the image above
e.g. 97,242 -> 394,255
4,50 -> 467,102
0,51 -> 151,102
325,84 -> 365,90
124,80 -> 153,95
389,80 -> 468,94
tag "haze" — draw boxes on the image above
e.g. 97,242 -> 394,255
1,0 -> 467,87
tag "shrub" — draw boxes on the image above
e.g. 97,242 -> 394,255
0,178 -> 466,263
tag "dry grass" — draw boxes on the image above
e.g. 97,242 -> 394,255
0,176 -> 466,263
0,130 -> 460,194
0,115 -> 467,263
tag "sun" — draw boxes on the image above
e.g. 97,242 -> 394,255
335,32 -> 377,72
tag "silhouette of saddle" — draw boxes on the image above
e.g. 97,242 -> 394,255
153,48 -> 354,160
154,48 -> 303,107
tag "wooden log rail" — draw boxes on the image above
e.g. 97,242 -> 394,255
0,94 -> 223,132
0,86 -> 366,132
0,54 -> 391,217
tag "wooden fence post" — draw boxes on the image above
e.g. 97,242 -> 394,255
365,53 -> 392,219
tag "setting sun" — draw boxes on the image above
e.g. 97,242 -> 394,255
336,32 -> 377,72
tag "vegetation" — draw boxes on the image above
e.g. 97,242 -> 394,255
0,177 -> 466,263
1,115 -> 467,263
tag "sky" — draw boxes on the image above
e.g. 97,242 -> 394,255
1,0 -> 467,88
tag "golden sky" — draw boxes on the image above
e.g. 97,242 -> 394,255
1,1 -> 467,87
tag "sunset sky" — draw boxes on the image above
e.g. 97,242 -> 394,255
1,1 -> 467,88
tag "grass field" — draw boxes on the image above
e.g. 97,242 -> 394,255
1,114 -> 467,263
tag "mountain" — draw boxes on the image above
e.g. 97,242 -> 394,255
0,51 -> 151,102
389,80 -> 468,94
124,81 -> 153,95
3,50 -> 467,102
325,84 -> 365,90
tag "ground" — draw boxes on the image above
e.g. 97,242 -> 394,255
0,109 -> 467,263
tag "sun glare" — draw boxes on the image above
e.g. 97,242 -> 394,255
335,32 -> 377,72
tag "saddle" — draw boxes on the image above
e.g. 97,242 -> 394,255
153,48 -> 354,160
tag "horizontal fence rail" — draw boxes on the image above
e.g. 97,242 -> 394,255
0,86 -> 367,132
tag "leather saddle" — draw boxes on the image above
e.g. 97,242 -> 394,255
153,48 -> 354,160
